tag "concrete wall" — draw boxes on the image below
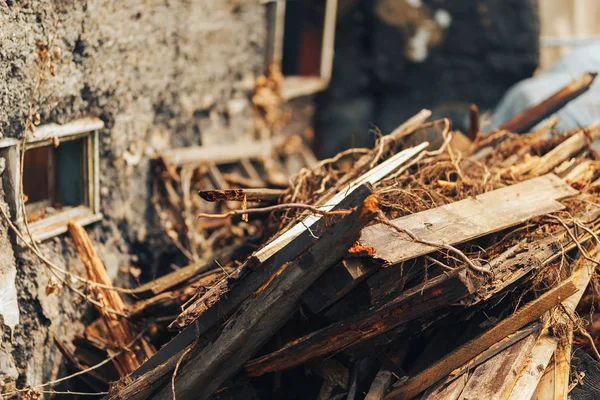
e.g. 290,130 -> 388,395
0,0 -> 268,391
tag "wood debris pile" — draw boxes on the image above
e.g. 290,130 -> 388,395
59,76 -> 600,400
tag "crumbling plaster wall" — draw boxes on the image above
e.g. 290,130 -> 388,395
0,0 -> 268,391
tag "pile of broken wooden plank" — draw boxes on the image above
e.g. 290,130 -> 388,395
43,82 -> 600,398
86,103 -> 600,400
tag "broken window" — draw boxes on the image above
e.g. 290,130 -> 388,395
266,0 -> 338,99
23,137 -> 88,221
0,118 -> 103,241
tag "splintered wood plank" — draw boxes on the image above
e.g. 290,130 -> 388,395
67,221 -> 155,376
386,280 -> 577,400
304,174 -> 577,315
529,123 -> 600,176
532,356 -> 556,400
458,333 -> 538,400
506,333 -> 558,400
422,323 -> 542,399
498,72 -> 596,133
360,174 -> 577,266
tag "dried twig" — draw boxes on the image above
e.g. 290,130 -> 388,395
197,203 -> 353,220
376,212 -> 493,277
172,347 -> 192,400
546,214 -> 600,268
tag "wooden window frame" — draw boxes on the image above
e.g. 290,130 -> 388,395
265,0 -> 338,100
0,118 -> 103,242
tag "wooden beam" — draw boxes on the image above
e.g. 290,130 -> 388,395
67,221 -> 154,376
152,188 -> 379,400
498,72 -> 597,133
385,280 -> 577,400
529,123 -> 600,176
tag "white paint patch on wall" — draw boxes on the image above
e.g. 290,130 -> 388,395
407,26 -> 431,62
435,9 -> 452,29
0,257 -> 19,331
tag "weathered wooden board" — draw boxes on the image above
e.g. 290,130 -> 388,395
123,185 -> 376,394
506,332 -> 558,400
386,280 -> 577,399
360,174 -> 577,266
421,323 -> 542,400
458,333 -> 538,400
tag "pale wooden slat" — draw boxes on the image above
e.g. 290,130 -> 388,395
359,174 -> 577,266
506,333 -> 558,400
457,334 -> 538,400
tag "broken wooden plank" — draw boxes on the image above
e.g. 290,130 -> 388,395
67,221 -> 155,376
303,174 -> 577,314
198,188 -> 283,203
457,333 -> 538,399
532,357 -> 556,400
447,322 -> 541,382
245,267 -> 482,377
360,173 -> 576,266
506,331 -> 558,400
386,280 -> 577,400
421,322 -> 542,400
498,72 -> 597,133
152,187 -> 379,400
529,123 -> 600,176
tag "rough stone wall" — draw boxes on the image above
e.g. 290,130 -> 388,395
0,0 -> 267,391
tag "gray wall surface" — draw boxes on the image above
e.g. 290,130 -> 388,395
0,0 -> 269,390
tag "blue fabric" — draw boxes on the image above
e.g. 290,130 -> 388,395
488,43 -> 600,132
